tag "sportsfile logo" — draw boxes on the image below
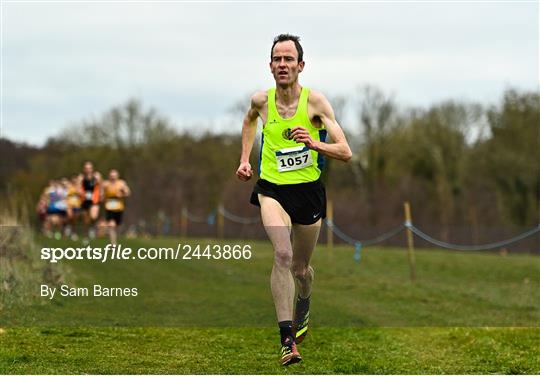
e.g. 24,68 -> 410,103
40,243 -> 253,263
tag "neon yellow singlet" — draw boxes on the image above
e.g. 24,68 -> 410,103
259,87 -> 326,185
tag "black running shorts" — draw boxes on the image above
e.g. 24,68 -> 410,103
105,210 -> 124,225
250,178 -> 326,225
81,200 -> 93,210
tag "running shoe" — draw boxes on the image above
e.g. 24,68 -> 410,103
280,337 -> 302,366
294,304 -> 310,344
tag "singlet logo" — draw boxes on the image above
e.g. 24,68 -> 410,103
269,119 -> 278,125
282,128 -> 293,140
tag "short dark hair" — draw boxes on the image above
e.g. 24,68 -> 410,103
271,34 -> 304,62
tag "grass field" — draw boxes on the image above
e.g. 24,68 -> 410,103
1,236 -> 539,374
2,327 -> 539,374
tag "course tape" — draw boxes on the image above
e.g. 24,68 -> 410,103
325,219 -> 406,263
181,207 -> 540,252
218,206 -> 260,224
408,223 -> 540,251
325,219 -> 406,247
182,208 -> 215,225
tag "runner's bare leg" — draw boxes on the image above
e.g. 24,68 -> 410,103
259,194 -> 295,322
292,220 -> 321,298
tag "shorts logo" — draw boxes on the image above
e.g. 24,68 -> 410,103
282,128 -> 293,140
313,213 -> 320,219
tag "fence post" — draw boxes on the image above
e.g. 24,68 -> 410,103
404,201 -> 416,282
217,205 -> 225,239
327,199 -> 334,251
180,207 -> 188,238
469,205 -> 480,244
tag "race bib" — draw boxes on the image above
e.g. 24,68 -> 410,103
105,199 -> 122,211
276,146 -> 313,172
85,192 -> 92,200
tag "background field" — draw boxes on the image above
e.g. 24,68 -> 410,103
3,237 -> 540,327
1,236 -> 539,373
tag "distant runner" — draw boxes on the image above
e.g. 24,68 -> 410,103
65,175 -> 82,240
41,179 -> 68,239
102,169 -> 130,245
80,161 -> 102,240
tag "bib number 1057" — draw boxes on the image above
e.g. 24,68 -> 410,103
276,146 -> 313,172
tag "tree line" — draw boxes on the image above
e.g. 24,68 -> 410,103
1,86 -> 538,244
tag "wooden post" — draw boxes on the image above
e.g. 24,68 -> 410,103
217,205 -> 225,239
327,199 -> 334,251
469,205 -> 480,245
537,202 -> 540,250
404,201 -> 416,282
180,207 -> 187,238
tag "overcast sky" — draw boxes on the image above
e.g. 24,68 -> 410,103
2,1 -> 538,145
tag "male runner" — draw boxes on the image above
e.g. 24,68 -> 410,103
40,179 -> 68,239
65,175 -> 82,240
102,169 -> 131,245
80,161 -> 102,240
235,34 -> 352,366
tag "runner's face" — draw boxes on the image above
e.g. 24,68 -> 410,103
84,164 -> 93,175
270,41 -> 304,86
109,171 -> 119,181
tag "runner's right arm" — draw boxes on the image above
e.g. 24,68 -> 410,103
95,172 -> 104,202
100,180 -> 108,203
236,91 -> 266,181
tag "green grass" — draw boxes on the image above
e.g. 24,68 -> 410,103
1,236 -> 539,373
1,327 -> 539,374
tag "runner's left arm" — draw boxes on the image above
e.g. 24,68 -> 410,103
290,93 -> 352,162
121,181 -> 131,197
